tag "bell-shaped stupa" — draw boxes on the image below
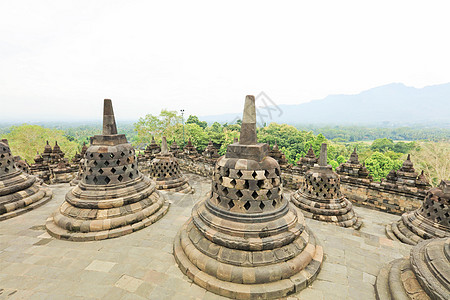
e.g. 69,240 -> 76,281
149,136 -> 193,193
173,96 -> 323,299
386,180 -> 449,245
291,143 -> 362,229
0,139 -> 52,221
46,99 -> 169,241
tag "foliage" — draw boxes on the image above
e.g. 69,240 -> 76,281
133,110 -> 182,144
364,152 -> 403,181
1,124 -> 80,163
186,115 -> 207,129
297,125 -> 450,142
411,141 -> 450,186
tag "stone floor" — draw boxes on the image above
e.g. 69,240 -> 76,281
0,174 -> 413,300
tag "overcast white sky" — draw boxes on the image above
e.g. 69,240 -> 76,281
1,1 -> 449,122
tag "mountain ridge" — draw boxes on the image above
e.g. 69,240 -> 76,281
200,83 -> 450,126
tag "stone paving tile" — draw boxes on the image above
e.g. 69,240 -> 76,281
84,260 -> 117,273
114,274 -> 143,293
0,174 -> 415,299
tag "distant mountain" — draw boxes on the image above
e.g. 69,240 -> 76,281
200,83 -> 450,126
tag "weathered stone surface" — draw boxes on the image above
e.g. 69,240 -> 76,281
45,99 -> 170,241
375,237 -> 449,300
0,139 -> 53,221
386,180 -> 450,245
291,143 -> 362,230
173,96 -> 323,299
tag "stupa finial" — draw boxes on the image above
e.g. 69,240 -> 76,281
318,143 -> 328,166
161,136 -> 169,154
239,95 -> 257,145
102,99 -> 118,135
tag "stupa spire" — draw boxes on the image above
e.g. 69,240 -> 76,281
239,95 -> 257,145
161,136 -> 169,155
102,99 -> 118,135
318,143 -> 328,166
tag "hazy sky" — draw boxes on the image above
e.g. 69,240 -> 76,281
1,1 -> 449,122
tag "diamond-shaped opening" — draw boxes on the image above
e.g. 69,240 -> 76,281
127,157 -> 131,163
104,160 -> 109,166
230,179 -> 236,187
116,160 -> 121,165
111,168 -> 116,174
257,180 -> 264,189
90,153 -> 94,158
4,167 -> 8,172
98,168 -> 104,174
264,170 -> 270,177
99,153 -> 103,158
237,170 -> 243,177
236,190 -> 243,197
110,153 -> 114,158
252,191 -> 258,199
224,168 -> 230,177
0,154 -> 4,158
444,212 -> 449,218
118,175 -> 123,182
272,200 -> 277,207
129,172 -> 134,179
252,171 -> 257,178
122,166 -> 127,172
267,190 -> 272,198
93,176 -> 98,184
88,168 -> 93,173
244,201 -> 251,210
275,168 -> 280,176
222,187 -> 228,196
217,197 -> 221,204
121,152 -> 125,157
244,180 -> 249,189
131,164 -> 135,169
228,200 -> 235,209
93,161 -> 98,166
259,202 -> 265,210
105,177 -> 110,184
436,216 -> 442,222
219,176 -> 223,184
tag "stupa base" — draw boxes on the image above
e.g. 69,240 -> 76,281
45,195 -> 170,242
0,187 -> 53,221
173,218 -> 323,300
386,211 -> 449,246
375,238 -> 449,300
291,193 -> 362,230
155,177 -> 194,194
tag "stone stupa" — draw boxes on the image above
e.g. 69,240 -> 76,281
296,145 -> 318,174
173,96 -> 323,299
291,143 -> 362,229
0,139 -> 52,221
46,99 -> 169,241
375,237 -> 449,300
386,180 -> 449,245
149,136 -> 193,193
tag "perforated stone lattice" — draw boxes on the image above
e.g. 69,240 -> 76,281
301,171 -> 342,200
208,163 -> 283,213
0,146 -> 15,176
418,188 -> 450,228
150,160 -> 182,179
82,146 -> 139,185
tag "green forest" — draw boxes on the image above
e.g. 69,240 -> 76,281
1,111 -> 448,187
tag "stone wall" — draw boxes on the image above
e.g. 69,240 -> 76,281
138,155 -> 426,215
